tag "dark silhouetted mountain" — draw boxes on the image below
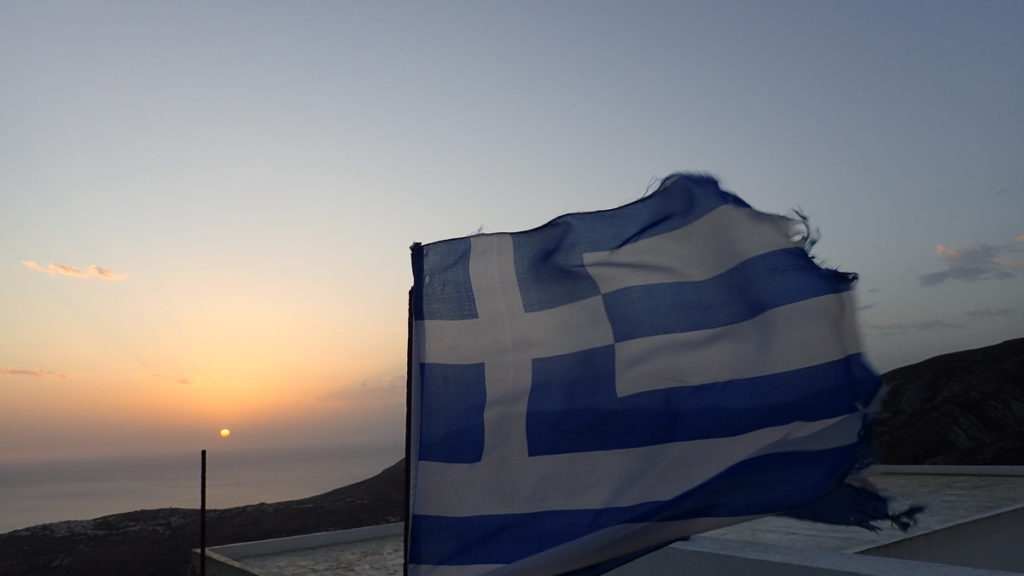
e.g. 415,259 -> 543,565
875,337 -> 1024,465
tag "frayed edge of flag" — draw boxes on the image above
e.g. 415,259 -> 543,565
783,478 -> 926,533
888,505 -> 926,532
783,406 -> 925,533
648,172 -> 722,197
789,208 -> 863,286
652,174 -> 861,287
789,208 -> 820,253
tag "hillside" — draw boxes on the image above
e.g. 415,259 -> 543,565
876,337 -> 1024,465
0,460 -> 406,576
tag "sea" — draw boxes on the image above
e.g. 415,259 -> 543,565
0,442 -> 404,534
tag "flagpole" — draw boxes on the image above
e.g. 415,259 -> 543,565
200,449 -> 207,576
403,262 -> 417,576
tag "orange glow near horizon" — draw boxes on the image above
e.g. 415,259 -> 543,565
3,256 -> 409,461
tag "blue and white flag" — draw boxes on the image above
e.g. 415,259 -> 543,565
406,174 -> 883,575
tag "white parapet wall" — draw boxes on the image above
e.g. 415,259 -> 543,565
193,523 -> 404,576
211,523 -> 404,560
610,535 -> 1024,576
853,504 -> 1024,573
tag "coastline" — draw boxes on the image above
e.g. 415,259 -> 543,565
0,442 -> 403,534
0,459 -> 406,576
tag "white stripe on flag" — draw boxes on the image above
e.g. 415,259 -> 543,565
582,203 -> 799,292
615,291 -> 861,395
412,412 -> 860,516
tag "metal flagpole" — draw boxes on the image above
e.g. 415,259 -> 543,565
201,449 -> 207,576
403,279 -> 415,576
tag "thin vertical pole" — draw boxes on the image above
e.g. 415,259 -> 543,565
403,284 -> 413,576
201,449 -> 207,576
404,246 -> 420,576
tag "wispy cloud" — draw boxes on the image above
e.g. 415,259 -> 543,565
153,373 -> 196,386
92,266 -> 127,279
965,307 -> 1018,319
1,367 -> 67,378
20,261 -> 127,280
919,241 -> 1024,286
1016,235 -> 1024,243
317,373 -> 404,405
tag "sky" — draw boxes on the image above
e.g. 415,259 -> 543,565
2,0 -> 1022,463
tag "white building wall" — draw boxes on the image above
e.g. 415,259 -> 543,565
855,505 -> 1024,573
611,536 -> 1023,576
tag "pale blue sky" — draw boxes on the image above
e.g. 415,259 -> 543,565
2,0 -> 1022,460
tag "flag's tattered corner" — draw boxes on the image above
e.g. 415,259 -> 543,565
406,174 -> 897,576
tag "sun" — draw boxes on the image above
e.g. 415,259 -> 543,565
219,428 -> 231,438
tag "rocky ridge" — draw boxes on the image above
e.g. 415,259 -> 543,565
875,337 -> 1024,465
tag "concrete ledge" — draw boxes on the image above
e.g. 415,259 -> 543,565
610,536 -> 1024,576
853,504 -> 1024,573
192,550 -> 263,576
192,523 -> 403,575
867,466 -> 1024,477
211,522 -> 404,560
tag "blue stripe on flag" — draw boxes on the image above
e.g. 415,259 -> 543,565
527,351 -> 878,455
408,444 -> 857,566
512,176 -> 750,312
603,247 -> 849,342
419,362 -> 487,463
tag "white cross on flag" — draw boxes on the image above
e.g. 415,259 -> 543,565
406,174 -> 885,575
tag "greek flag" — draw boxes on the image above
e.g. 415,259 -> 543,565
406,174 -> 882,575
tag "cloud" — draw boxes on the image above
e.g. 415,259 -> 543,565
964,307 -> 1018,318
20,261 -> 48,274
20,261 -> 127,280
1016,235 -> 1024,243
49,263 -> 90,277
317,373 -> 405,406
92,266 -> 127,279
153,373 -> 196,386
1,367 -> 67,378
919,242 -> 1023,286
860,319 -> 962,336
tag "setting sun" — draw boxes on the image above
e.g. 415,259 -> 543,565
219,428 -> 231,438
